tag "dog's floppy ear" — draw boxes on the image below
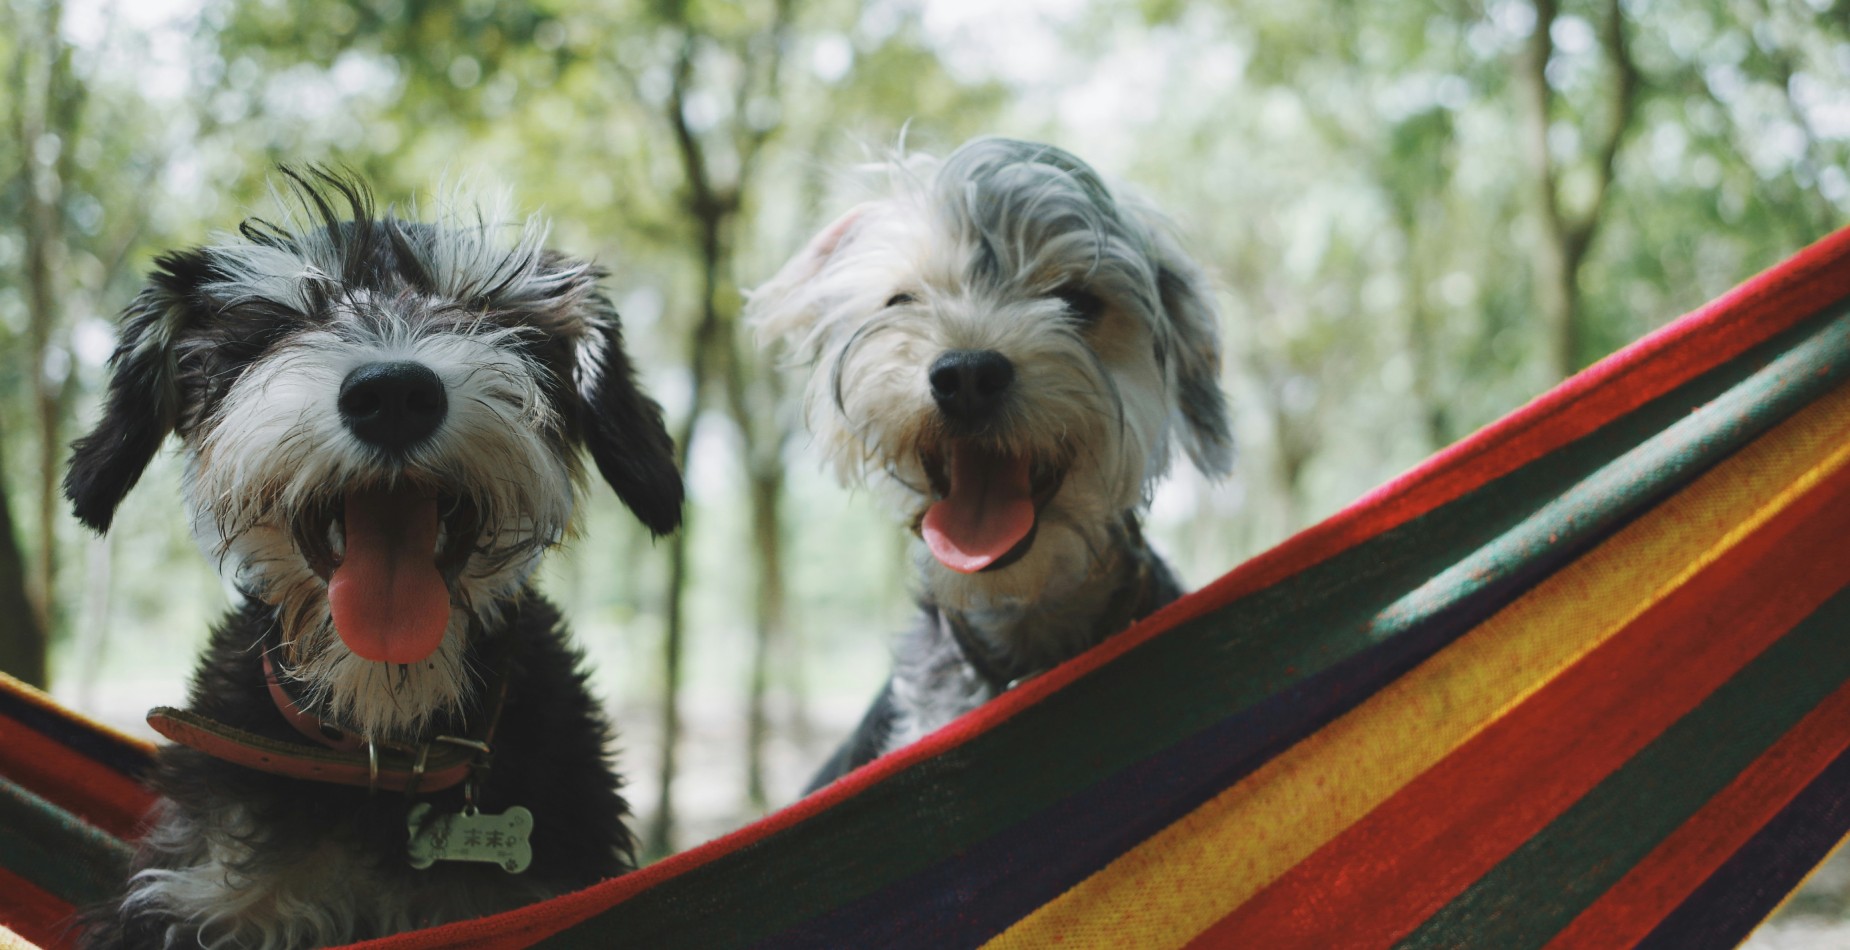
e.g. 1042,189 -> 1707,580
575,304 -> 684,537
65,251 -> 209,532
1143,223 -> 1234,478
747,204 -> 868,357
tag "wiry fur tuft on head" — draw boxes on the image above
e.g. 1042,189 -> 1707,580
65,167 -> 682,739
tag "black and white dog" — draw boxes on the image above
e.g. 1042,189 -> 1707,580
751,138 -> 1233,789
68,171 -> 681,948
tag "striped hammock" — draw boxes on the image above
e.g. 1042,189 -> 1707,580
6,223 -> 1850,949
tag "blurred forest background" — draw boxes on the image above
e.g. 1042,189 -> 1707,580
1,0 -> 1848,934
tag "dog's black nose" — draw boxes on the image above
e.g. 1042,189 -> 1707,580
338,361 -> 447,452
930,349 -> 1014,423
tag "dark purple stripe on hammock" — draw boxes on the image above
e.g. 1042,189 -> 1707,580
1636,741 -> 1850,949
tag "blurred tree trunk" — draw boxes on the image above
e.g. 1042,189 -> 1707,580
0,430 -> 47,687
11,0 -> 87,650
1246,351 -> 1316,535
727,266 -> 796,811
1403,253 -> 1453,451
1518,0 -> 1638,380
1231,258 -> 1323,537
1384,184 -> 1456,453
762,159 -> 838,761
652,385 -> 701,859
740,457 -> 785,810
644,0 -> 795,854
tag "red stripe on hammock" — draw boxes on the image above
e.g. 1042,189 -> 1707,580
344,224 -> 1850,950
0,712 -> 154,842
1188,456 -> 1850,949
1541,675 -> 1850,949
0,866 -> 79,950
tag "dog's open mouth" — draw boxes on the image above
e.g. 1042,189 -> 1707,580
293,487 -> 477,665
918,443 -> 1065,574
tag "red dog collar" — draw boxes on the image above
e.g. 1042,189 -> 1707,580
148,638 -> 513,793
146,706 -> 477,792
262,653 -> 368,752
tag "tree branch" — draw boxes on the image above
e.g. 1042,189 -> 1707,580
1518,0 -> 1566,240
1563,0 -> 1637,261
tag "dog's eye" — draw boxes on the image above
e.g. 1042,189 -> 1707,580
885,292 -> 917,308
1054,288 -> 1105,324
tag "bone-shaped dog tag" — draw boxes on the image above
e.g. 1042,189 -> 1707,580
407,803 -> 533,873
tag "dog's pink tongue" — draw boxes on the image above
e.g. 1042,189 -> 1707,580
328,487 -> 450,664
922,447 -> 1035,574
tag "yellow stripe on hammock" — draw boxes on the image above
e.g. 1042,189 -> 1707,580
985,380 -> 1850,950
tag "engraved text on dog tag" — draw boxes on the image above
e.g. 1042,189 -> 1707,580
407,803 -> 533,873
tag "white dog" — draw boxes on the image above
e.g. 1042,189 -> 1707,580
750,137 -> 1232,788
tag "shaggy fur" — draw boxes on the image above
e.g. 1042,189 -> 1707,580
69,169 -> 681,948
750,138 -> 1232,789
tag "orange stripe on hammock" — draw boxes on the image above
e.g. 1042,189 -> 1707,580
0,712 -> 153,843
